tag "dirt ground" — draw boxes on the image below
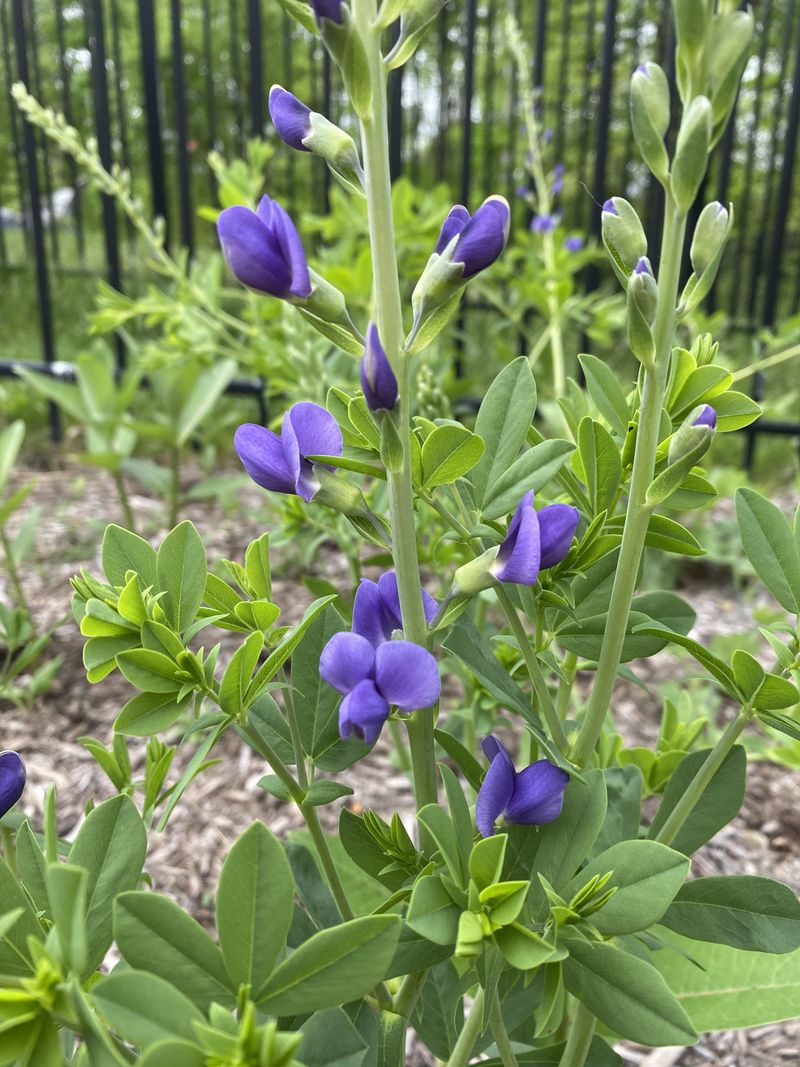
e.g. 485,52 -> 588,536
2,464 -> 800,1066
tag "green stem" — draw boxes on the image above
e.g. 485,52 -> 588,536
393,968 -> 427,1017
1,827 -> 17,879
111,469 -> 136,533
445,987 -> 486,1067
0,527 -> 29,618
655,708 -> 751,847
572,202 -> 687,769
557,1001 -> 596,1067
388,718 -> 413,774
354,0 -> 436,810
496,585 -> 570,754
168,446 -> 181,528
283,674 -> 309,790
556,652 -> 578,720
489,991 -> 520,1067
377,1008 -> 407,1067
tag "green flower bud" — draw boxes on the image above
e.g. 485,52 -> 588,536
670,96 -> 712,213
383,0 -> 448,70
709,11 -> 755,139
317,5 -> 372,120
452,549 -> 499,597
601,197 -> 648,286
691,333 -> 719,368
306,113 -> 365,195
678,201 -> 733,316
630,62 -> 670,183
297,270 -> 364,355
626,258 -> 658,366
314,469 -> 391,546
646,404 -> 716,506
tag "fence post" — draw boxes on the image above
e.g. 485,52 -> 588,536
171,0 -> 194,256
247,0 -> 264,136
137,0 -> 170,244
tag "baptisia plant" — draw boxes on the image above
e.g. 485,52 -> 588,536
9,3 -> 800,1067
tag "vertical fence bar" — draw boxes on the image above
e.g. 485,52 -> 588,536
137,0 -> 170,242
171,0 -> 193,256
435,5 -> 448,183
505,0 -> 520,214
109,0 -> 133,249
88,0 -> 125,369
388,18 -> 403,182
2,0 -> 31,259
11,0 -> 60,439
585,0 -> 619,289
460,0 -> 477,207
482,0 -> 496,196
27,0 -> 59,265
53,0 -> 85,261
579,0 -> 598,228
247,0 -> 264,136
282,11 -> 296,211
202,0 -> 218,199
554,0 -> 572,164
229,0 -> 245,155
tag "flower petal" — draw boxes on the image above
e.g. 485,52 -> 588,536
476,746 -> 515,837
352,578 -> 392,647
269,85 -> 312,152
0,751 -> 25,819
339,679 -> 390,743
434,204 -> 471,255
361,323 -> 398,412
265,196 -> 312,298
319,632 -> 375,695
505,760 -> 570,826
375,641 -> 441,710
377,572 -> 438,631
492,490 -> 541,585
538,504 -> 580,570
452,196 -> 510,278
281,402 -> 343,500
217,205 -> 292,296
234,423 -> 296,494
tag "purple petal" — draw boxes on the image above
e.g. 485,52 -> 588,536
492,491 -> 541,585
374,641 -> 441,711
360,323 -> 398,412
319,631 -> 375,695
258,196 -> 312,299
453,196 -> 510,278
218,206 -> 292,297
564,236 -> 584,252
603,198 -> 619,215
376,572 -> 439,632
234,423 -> 296,494
538,504 -> 580,570
339,679 -> 389,743
532,213 -> 556,233
476,741 -> 515,837
310,0 -> 342,24
352,578 -> 393,647
693,404 -> 717,429
505,760 -> 570,826
0,751 -> 25,818
282,402 -> 343,501
434,204 -> 471,255
269,85 -> 312,152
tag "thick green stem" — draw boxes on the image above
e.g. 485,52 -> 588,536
557,1000 -> 596,1067
572,203 -> 687,768
354,0 -> 437,809
445,988 -> 486,1067
556,652 -> 578,720
489,992 -> 520,1067
168,446 -> 181,528
496,586 -> 570,754
655,708 -> 750,847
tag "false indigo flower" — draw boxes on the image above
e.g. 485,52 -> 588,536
320,632 -> 441,743
234,402 -> 342,502
532,214 -> 556,233
360,323 -> 398,412
434,197 -> 510,278
515,185 -> 530,200
564,235 -> 584,252
492,492 -> 580,585
268,86 -> 312,151
353,572 -> 438,648
310,0 -> 342,23
693,404 -> 717,429
217,195 -> 312,300
602,198 -> 619,216
0,751 -> 25,818
476,736 -> 569,837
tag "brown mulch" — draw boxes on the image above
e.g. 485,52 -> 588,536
2,464 -> 800,1065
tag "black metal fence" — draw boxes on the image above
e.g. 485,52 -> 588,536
1,0 -> 800,460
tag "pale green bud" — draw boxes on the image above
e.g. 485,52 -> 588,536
674,0 -> 711,58
691,202 -> 730,277
306,113 -> 365,196
630,63 -> 670,183
452,549 -> 499,597
670,96 -> 712,213
314,469 -> 390,546
317,6 -> 372,120
601,197 -> 648,285
626,258 -> 658,365
709,11 -> 755,138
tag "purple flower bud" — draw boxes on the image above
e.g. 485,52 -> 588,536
434,204 -> 472,255
635,63 -> 650,77
602,198 -> 619,215
310,0 -> 343,23
515,185 -> 530,200
692,404 -> 717,429
492,493 -> 579,585
476,736 -> 569,837
218,195 -> 312,300
360,323 -> 398,412
542,128 -> 554,143
320,631 -> 440,743
352,571 -> 438,648
551,177 -> 565,195
554,163 -> 565,177
0,751 -> 25,818
564,235 -> 584,252
269,85 -> 312,152
634,256 -> 653,275
234,401 -> 343,502
538,503 -> 581,569
435,196 -> 510,278
532,213 -> 556,233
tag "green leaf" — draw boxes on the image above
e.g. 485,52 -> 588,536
469,358 -> 537,508
633,627 -> 738,694
736,487 -> 800,613
92,970 -> 204,1049
576,417 -> 621,517
562,840 -> 689,936
411,960 -> 464,1059
655,933 -> 800,1031
713,389 -> 761,431
661,875 -> 800,953
594,766 -> 643,855
577,354 -> 630,437
216,821 -> 294,991
469,834 -> 507,893
338,810 -> 407,893
758,709 -> 800,742
406,876 -> 460,946
156,522 -> 207,632
175,360 -> 237,445
752,673 -> 800,712
255,915 -> 401,1013
647,745 -> 746,854
116,649 -> 185,693
15,820 -> 49,917
114,891 -> 235,1011
299,1007 -> 368,1067
305,780 -> 354,805
136,1040 -> 205,1067
563,937 -> 696,1045
102,524 -> 157,588
434,729 -> 484,793
70,795 -> 148,973
247,596 -> 337,703
0,420 -> 25,494
115,691 -> 191,736
480,439 -> 575,521
46,863 -> 87,974
218,632 -> 264,717
418,803 -> 468,887
421,424 -> 484,489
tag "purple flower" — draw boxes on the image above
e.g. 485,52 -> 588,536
320,632 -> 441,743
476,736 -> 569,837
542,128 -> 554,143
602,198 -> 619,216
360,323 -> 398,412
492,492 -> 580,585
217,195 -> 311,300
515,185 -> 530,200
0,751 -> 25,818
693,404 -> 717,429
269,85 -> 312,152
234,402 -> 342,502
564,235 -> 584,252
353,572 -> 438,648
532,213 -> 556,233
311,0 -> 342,23
434,197 -> 510,278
